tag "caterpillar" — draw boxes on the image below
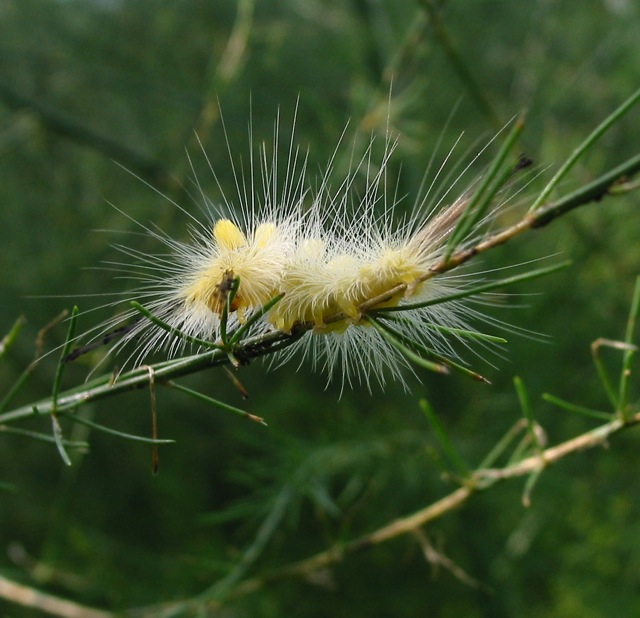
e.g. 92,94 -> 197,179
71,111 -> 525,389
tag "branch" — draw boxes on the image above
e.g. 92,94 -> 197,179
430,149 -> 640,274
418,0 -> 502,129
1,146 -> 638,427
0,574 -> 112,618
193,410 -> 640,609
0,82 -> 178,193
0,328 -> 296,423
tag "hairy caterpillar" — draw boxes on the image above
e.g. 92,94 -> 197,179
72,110 -> 527,389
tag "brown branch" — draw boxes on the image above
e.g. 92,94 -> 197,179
413,528 -> 484,588
202,410 -> 640,606
0,574 -> 113,618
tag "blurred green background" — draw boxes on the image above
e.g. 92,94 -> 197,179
1,0 -> 639,616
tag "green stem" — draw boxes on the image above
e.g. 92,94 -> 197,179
514,376 -> 542,454
618,276 -> 640,418
60,412 -> 177,444
444,115 -> 525,259
131,301 -> 223,352
0,315 -> 26,360
166,381 -> 267,425
52,306 -> 79,412
230,294 -> 284,344
531,152 -> 640,227
418,0 -> 502,128
542,393 -> 611,421
366,317 -> 449,375
220,276 -> 240,345
0,424 -> 89,447
0,329 -> 292,424
529,87 -> 640,212
419,399 -> 470,478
